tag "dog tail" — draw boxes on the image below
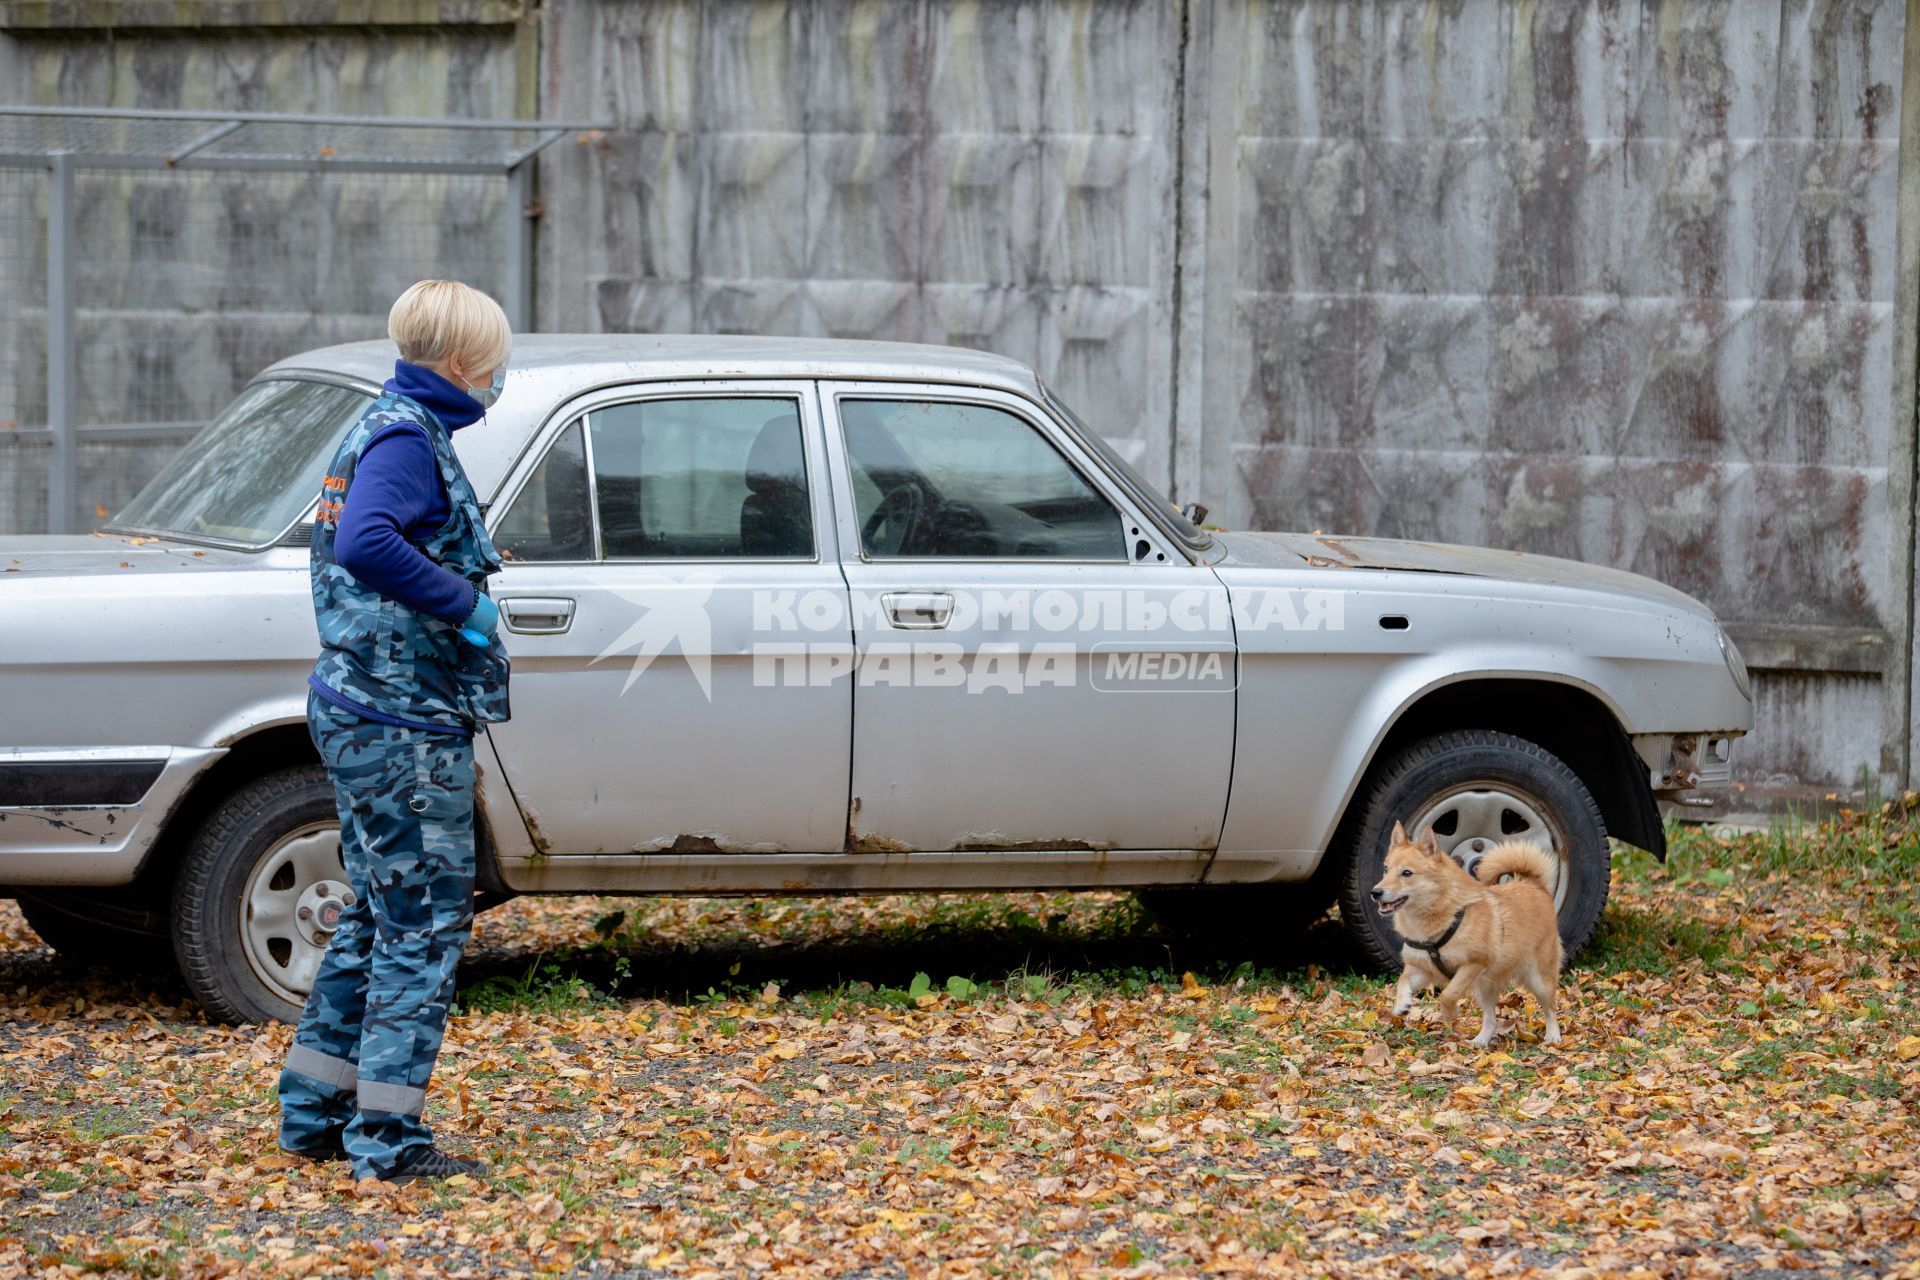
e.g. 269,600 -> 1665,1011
1476,841 -> 1559,894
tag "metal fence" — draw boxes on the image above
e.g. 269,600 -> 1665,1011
0,107 -> 607,535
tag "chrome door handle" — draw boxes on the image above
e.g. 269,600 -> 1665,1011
500,596 -> 577,634
883,591 -> 953,630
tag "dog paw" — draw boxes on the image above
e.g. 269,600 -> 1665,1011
1469,1032 -> 1496,1048
1543,1029 -> 1562,1045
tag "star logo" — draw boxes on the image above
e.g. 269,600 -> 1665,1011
589,571 -> 722,701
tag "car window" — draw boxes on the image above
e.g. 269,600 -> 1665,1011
589,397 -> 813,559
1039,381 -> 1208,551
838,398 -> 1125,559
109,378 -> 372,546
495,420 -> 592,562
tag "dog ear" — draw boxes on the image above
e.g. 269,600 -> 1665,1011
1390,820 -> 1407,845
1417,828 -> 1442,857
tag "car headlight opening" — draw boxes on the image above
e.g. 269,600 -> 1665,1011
1717,628 -> 1751,701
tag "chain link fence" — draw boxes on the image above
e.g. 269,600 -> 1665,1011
0,109 -> 602,536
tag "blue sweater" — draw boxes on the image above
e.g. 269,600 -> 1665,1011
307,361 -> 489,736
335,360 -> 486,623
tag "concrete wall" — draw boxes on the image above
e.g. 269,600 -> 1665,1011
4,0 -> 1915,805
0,1 -> 528,531
534,0 -> 1184,484
536,0 -> 1915,808
1178,0 -> 1909,805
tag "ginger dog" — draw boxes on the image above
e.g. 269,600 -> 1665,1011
1371,820 -> 1564,1046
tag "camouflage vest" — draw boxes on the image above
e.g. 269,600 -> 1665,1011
309,392 -> 510,731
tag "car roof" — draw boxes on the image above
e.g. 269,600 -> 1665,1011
263,333 -> 1045,399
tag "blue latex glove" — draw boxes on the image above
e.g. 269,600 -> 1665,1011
459,593 -> 499,647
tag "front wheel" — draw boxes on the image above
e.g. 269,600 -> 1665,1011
172,767 -> 347,1025
1334,730 -> 1611,972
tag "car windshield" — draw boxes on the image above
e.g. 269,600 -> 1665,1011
108,378 -> 373,547
1038,382 -> 1209,550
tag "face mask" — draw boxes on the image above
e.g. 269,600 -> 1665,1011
462,367 -> 506,409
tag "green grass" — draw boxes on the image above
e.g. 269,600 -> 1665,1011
1662,787 -> 1920,883
65,1105 -> 142,1144
1585,899 -> 1729,975
454,953 -> 616,1015
452,798 -> 1920,1016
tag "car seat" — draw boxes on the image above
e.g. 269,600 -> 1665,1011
738,414 -> 811,557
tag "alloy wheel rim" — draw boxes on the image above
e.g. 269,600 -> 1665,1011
1402,784 -> 1571,913
239,823 -> 346,1006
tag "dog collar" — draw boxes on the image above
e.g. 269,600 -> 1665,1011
1407,905 -> 1470,979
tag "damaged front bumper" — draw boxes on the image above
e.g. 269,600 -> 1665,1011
1634,732 -> 1739,804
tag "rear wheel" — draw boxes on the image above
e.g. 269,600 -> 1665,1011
173,766 -> 346,1025
1335,730 -> 1610,972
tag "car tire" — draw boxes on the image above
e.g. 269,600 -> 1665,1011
1334,729 -> 1610,973
173,766 -> 345,1026
17,890 -> 175,973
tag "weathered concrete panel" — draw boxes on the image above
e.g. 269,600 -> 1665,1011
539,0 -> 1185,475
1179,0 -> 1908,798
1744,669 -> 1884,797
0,17 -> 520,532
0,1 -> 523,27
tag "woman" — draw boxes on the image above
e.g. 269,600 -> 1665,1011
276,279 -> 512,1184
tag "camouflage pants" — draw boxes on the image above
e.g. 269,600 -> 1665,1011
278,689 -> 477,1180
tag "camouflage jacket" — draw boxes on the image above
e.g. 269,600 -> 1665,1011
308,392 -> 510,731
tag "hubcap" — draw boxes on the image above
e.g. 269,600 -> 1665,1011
1403,785 -> 1570,912
240,823 -> 347,1005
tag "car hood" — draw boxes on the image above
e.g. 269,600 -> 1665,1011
1213,531 -> 1717,620
0,533 -> 258,578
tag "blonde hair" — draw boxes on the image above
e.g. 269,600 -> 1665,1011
387,279 -> 512,375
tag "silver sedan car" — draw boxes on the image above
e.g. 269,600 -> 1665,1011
0,335 -> 1753,1023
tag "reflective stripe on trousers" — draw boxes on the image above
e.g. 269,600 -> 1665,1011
284,1044 -> 428,1117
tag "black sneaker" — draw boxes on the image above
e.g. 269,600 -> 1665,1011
278,1136 -> 348,1162
381,1146 -> 486,1184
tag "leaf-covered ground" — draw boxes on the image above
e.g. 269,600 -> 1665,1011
2,806 -> 1917,1279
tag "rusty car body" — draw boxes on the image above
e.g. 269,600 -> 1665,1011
0,335 -> 1753,1021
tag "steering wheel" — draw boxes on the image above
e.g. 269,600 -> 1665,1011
862,484 -> 924,555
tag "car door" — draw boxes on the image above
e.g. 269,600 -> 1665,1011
482,381 -> 853,854
817,382 -> 1236,855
